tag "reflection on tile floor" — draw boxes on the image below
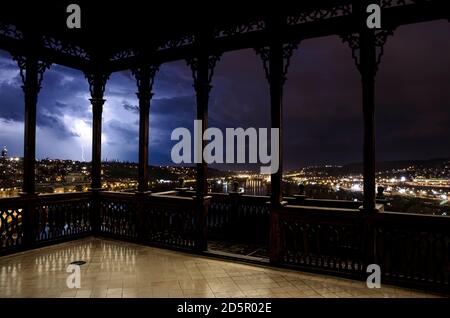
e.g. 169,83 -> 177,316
0,238 -> 442,298
208,240 -> 268,258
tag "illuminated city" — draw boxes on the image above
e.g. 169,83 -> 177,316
1,149 -> 448,215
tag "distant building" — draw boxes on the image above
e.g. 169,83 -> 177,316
1,146 -> 7,159
65,172 -> 86,183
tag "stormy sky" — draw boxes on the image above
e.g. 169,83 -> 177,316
0,20 -> 449,171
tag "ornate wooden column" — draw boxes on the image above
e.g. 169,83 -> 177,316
341,3 -> 392,213
341,1 -> 394,269
187,55 -> 219,199
85,72 -> 109,191
256,19 -> 297,207
13,39 -> 51,248
360,29 -> 377,212
132,65 -> 159,242
132,66 -> 159,193
187,37 -> 220,250
14,54 -> 50,195
256,18 -> 297,263
85,71 -> 109,235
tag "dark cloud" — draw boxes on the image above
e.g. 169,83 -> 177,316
104,119 -> 138,144
0,83 -> 23,121
38,112 -> 80,138
123,102 -> 139,113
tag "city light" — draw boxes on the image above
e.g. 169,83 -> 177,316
1,155 -> 449,215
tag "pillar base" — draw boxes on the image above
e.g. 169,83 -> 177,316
19,192 -> 39,197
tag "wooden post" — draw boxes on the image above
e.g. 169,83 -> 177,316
133,66 -> 159,194
268,31 -> 284,207
85,71 -> 109,234
193,53 -> 210,200
360,28 -> 377,213
256,17 -> 296,263
188,35 -> 220,251
14,38 -> 50,247
21,55 -> 39,196
269,204 -> 282,263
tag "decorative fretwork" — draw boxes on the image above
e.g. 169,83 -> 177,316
157,34 -> 196,51
98,193 -> 204,250
42,36 -> 90,60
279,218 -> 365,273
35,198 -> 91,242
85,72 -> 110,97
374,215 -> 450,288
207,194 -> 232,240
341,29 -> 394,73
255,42 -> 298,84
374,29 -> 394,70
255,46 -> 270,78
0,204 -> 23,251
131,65 -> 160,97
142,202 -> 198,249
287,4 -> 352,26
208,194 -> 270,244
186,54 -> 221,91
12,55 -> 51,92
282,43 -> 298,82
0,22 -> 23,40
208,197 -> 231,224
213,20 -> 266,38
110,49 -> 136,62
100,197 -> 138,239
235,196 -> 270,244
340,33 -> 361,71
381,0 -> 425,8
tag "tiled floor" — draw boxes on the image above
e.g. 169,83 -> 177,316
0,238 -> 442,298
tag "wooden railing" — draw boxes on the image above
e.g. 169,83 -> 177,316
141,193 -> 209,250
208,194 -> 361,244
208,193 -> 232,239
0,191 -> 449,292
98,191 -> 210,251
270,204 -> 450,291
34,192 -> 92,243
208,193 -> 270,244
0,192 -> 92,255
0,196 -> 24,253
372,212 -> 450,290
285,196 -> 363,209
99,192 -> 138,239
270,205 -> 366,276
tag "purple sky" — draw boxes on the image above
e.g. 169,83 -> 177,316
0,20 -> 449,171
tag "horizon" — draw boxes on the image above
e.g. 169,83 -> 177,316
2,153 -> 449,173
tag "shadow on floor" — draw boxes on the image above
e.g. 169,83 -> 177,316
208,240 -> 268,259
